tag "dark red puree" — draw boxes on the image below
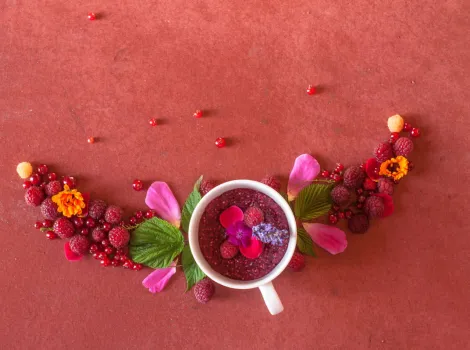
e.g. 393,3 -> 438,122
198,189 -> 289,281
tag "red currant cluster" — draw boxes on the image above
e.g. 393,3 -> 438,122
390,122 -> 420,144
89,241 -> 142,269
321,163 -> 345,183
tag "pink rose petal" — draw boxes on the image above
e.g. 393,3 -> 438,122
365,158 -> 381,181
219,205 -> 244,228
239,237 -> 264,259
64,242 -> 83,261
373,193 -> 394,217
145,182 -> 181,227
287,154 -> 320,201
142,262 -> 177,293
303,223 -> 347,255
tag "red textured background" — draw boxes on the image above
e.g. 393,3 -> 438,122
1,1 -> 469,349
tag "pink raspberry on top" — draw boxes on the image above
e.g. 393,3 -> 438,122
243,206 -> 264,227
219,240 -> 239,259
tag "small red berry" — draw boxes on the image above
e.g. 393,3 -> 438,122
410,128 -> 421,138
47,173 -> 57,181
87,137 -> 95,144
144,210 -> 154,219
80,228 -> 89,236
23,180 -> 32,189
90,244 -> 100,253
46,231 -> 57,240
34,221 -> 42,229
37,164 -> 48,175
104,246 -> 114,255
87,12 -> 96,20
345,209 -> 353,219
215,137 -> 226,148
135,211 -> 143,219
356,203 -> 364,209
403,122 -> 412,132
102,222 -> 112,232
332,174 -> 342,182
321,170 -> 330,178
63,176 -> 76,189
389,132 -> 400,144
30,174 -> 41,186
123,260 -> 133,269
111,260 -> 120,267
338,211 -> 345,219
332,205 -> 340,212
306,85 -> 316,95
335,163 -> 344,172
42,219 -> 53,228
97,252 -> 107,260
133,263 -> 143,271
132,179 -> 144,191
329,214 -> 338,224
129,217 -> 137,225
86,217 -> 96,228
193,110 -> 203,118
73,217 -> 84,228
356,188 -> 364,195
101,239 -> 110,247
358,195 -> 366,203
100,257 -> 111,267
149,118 -> 157,126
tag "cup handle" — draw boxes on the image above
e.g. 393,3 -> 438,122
259,282 -> 284,315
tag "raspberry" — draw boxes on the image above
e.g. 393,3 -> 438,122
243,207 -> 264,227
40,198 -> 59,220
104,205 -> 123,224
53,218 -> 75,238
193,278 -> 215,303
91,227 -> 106,242
45,180 -> 62,197
330,185 -> 351,205
261,175 -> 281,192
364,196 -> 385,218
88,199 -> 107,219
362,178 -> 377,191
377,178 -> 394,196
199,180 -> 216,196
343,166 -> 365,189
374,142 -> 394,163
108,227 -> 130,248
393,137 -> 414,157
69,235 -> 90,255
24,186 -> 45,207
220,240 -> 239,259
288,252 -> 305,272
348,214 -> 369,234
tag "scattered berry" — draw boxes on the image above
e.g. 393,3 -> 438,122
194,278 -> 215,303
105,205 -> 123,224
332,173 -> 342,182
215,137 -> 226,148
101,239 -> 110,247
377,178 -> 394,196
80,228 -> 89,236
62,176 -> 76,189
364,196 -> 385,218
321,170 -> 330,178
193,110 -> 203,118
16,162 -> 33,179
345,209 -> 353,219
88,199 -> 107,219
356,188 -> 364,195
403,122 -> 412,132
149,118 -> 157,126
132,179 -> 144,191
108,227 -> 130,248
104,246 -> 114,255
92,228 -> 106,242
348,214 -> 369,234
329,214 -> 339,224
288,252 -> 305,271
144,210 -> 155,219
129,217 -> 137,225
393,137 -> 414,157
111,260 -> 120,267
132,263 -> 143,271
45,180 -> 62,196
89,244 -> 100,253
389,132 -> 400,144
343,166 -> 366,189
87,137 -> 95,144
42,219 -> 53,228
410,127 -> 421,138
30,173 -> 41,186
53,218 -> 75,238
72,217 -> 83,228
387,114 -> 404,133
47,173 -> 57,181
87,12 -> 96,20
24,186 -> 45,207
357,195 -> 366,203
306,85 -> 316,95
34,221 -> 42,229
40,198 -> 59,220
330,185 -> 351,205
37,164 -> 48,175
69,235 -> 90,255
100,257 -> 111,267
335,163 -> 344,172
260,175 -> 281,192
23,180 -> 32,189
363,178 -> 377,191
332,205 -> 340,212
85,217 -> 96,228
374,142 -> 394,163
46,231 -> 57,240
338,211 -> 345,219
200,179 -> 216,195
135,210 -> 144,219
244,207 -> 264,227
219,240 -> 239,259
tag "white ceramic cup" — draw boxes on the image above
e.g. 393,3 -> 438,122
188,180 -> 297,315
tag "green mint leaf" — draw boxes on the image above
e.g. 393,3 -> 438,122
181,176 -> 203,233
182,245 -> 206,291
294,183 -> 333,221
297,227 -> 316,257
129,217 -> 184,268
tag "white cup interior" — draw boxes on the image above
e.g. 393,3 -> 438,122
188,180 -> 297,290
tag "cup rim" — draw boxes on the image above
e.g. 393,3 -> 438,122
188,179 -> 297,290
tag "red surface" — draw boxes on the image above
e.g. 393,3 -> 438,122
0,1 -> 469,349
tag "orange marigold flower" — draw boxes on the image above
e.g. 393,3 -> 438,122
51,184 -> 86,218
379,156 -> 409,181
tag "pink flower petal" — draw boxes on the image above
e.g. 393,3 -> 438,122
145,182 -> 181,227
303,223 -> 347,255
64,242 -> 83,261
287,154 -> 320,201
219,205 -> 244,228
142,262 -> 177,293
365,158 -> 381,181
372,193 -> 394,217
239,237 -> 264,259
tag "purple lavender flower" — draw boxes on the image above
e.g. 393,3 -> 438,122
252,223 -> 289,246
226,221 -> 252,247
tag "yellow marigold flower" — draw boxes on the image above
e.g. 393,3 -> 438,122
379,156 -> 409,181
51,185 -> 86,218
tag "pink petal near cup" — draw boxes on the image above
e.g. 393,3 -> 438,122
145,182 -> 181,228
287,154 -> 320,201
302,223 -> 347,255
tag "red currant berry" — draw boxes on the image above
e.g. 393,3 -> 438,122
87,137 -> 95,144
80,228 -> 89,236
93,252 -> 101,260
47,173 -> 57,181
90,244 -> 100,253
42,219 -> 53,228
120,255 -> 128,262
321,170 -> 330,178
23,180 -> 32,189
133,263 -> 143,271
328,214 -> 338,224
37,164 -> 48,175
88,12 -> 96,20
410,127 -> 421,138
132,179 -> 144,191
123,260 -> 133,269
149,118 -> 157,126
135,211 -> 143,219
144,210 -> 154,219
111,260 -> 120,267
101,239 -> 110,247
104,247 -> 114,255
34,221 -> 42,229
86,217 -> 96,228
100,257 -> 111,267
389,132 -> 400,144
359,163 -> 365,170
30,174 -> 41,186
358,195 -> 366,203
193,110 -> 203,118
335,163 -> 344,172
98,252 -> 107,260
117,248 -> 128,257
102,222 -> 112,232
306,85 -> 316,95
63,176 -> 76,189
356,188 -> 364,195
356,203 -> 364,209
129,216 -> 137,225
332,205 -> 340,212
403,122 -> 412,132
73,217 -> 84,228
215,137 -> 226,148
338,211 -> 345,219
332,174 -> 342,182
46,231 -> 57,240
345,209 -> 353,219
